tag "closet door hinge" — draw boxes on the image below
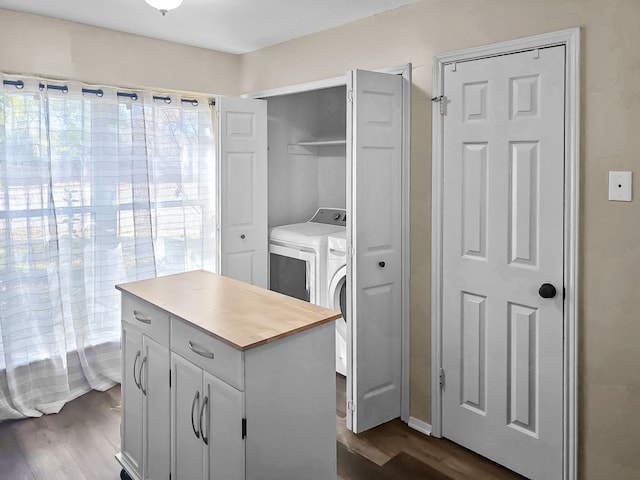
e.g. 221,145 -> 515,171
242,418 -> 247,439
347,401 -> 356,413
439,367 -> 445,389
347,246 -> 355,259
431,95 -> 447,115
347,89 -> 354,103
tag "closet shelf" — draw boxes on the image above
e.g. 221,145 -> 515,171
294,140 -> 346,147
287,139 -> 346,156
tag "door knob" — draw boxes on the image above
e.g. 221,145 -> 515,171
240,234 -> 246,239
539,283 -> 557,299
378,261 -> 386,268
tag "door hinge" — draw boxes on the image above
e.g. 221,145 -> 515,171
431,95 -> 447,115
347,89 -> 354,103
347,246 -> 354,259
242,418 -> 247,439
439,367 -> 445,389
347,401 -> 356,413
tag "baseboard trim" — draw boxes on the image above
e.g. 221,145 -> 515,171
408,417 -> 432,436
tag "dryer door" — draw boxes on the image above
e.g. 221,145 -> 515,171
329,266 -> 348,377
328,265 -> 348,340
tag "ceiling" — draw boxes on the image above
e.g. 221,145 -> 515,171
0,0 -> 418,54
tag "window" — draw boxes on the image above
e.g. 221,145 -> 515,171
0,77 -> 216,419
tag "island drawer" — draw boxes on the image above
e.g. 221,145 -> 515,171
171,318 -> 244,391
121,294 -> 170,345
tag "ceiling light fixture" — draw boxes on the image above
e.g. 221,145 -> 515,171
145,0 -> 183,16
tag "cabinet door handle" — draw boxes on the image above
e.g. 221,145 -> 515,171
199,395 -> 209,446
133,310 -> 152,325
188,341 -> 214,359
139,356 -> 147,396
133,351 -> 141,390
191,391 -> 200,439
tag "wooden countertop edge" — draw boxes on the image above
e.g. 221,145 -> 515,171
186,311 -> 341,351
116,286 -> 342,351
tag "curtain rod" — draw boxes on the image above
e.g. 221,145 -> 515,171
2,79 -> 216,106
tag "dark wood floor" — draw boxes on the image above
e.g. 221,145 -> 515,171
0,376 -> 525,480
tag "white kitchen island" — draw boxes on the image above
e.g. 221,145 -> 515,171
115,270 -> 340,480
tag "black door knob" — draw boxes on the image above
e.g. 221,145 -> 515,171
240,234 -> 246,239
378,261 -> 386,268
539,283 -> 557,299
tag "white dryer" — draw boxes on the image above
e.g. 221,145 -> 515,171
269,208 -> 346,307
326,230 -> 348,376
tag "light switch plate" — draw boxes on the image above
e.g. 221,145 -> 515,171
608,171 -> 632,201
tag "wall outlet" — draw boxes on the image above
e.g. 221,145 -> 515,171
608,171 -> 632,202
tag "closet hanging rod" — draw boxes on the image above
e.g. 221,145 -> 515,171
2,79 -> 215,106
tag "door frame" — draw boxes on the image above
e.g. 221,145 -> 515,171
430,29 -> 580,480
245,64 -> 412,424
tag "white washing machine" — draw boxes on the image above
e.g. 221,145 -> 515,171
326,230 -> 348,376
269,208 -> 346,307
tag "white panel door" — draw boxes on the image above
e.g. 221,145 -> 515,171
171,354 -> 205,480
347,69 -> 403,433
441,46 -> 565,479
121,323 -> 143,478
204,372 -> 245,480
218,97 -> 268,288
141,335 -> 170,480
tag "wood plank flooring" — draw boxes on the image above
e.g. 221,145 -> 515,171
0,376 -> 526,479
335,375 -> 526,480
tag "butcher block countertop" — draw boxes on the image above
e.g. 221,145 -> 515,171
116,270 -> 341,351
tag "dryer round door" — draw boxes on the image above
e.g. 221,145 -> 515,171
328,265 -> 347,341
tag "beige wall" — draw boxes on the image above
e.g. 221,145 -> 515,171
241,0 -> 640,478
2,1 -> 640,478
0,8 -> 241,95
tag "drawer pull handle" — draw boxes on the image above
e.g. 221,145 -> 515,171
133,351 -> 141,390
139,356 -> 147,396
133,311 -> 152,324
188,341 -> 214,359
191,391 -> 200,439
199,395 -> 209,446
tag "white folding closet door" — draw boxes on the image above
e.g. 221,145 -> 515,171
218,97 -> 268,288
347,69 -> 403,434
441,46 -> 565,479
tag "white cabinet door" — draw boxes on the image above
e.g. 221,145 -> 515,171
204,372 -> 245,480
142,335 -> 170,480
347,69 -> 404,433
218,97 -> 268,288
171,353 -> 205,480
121,322 -> 143,477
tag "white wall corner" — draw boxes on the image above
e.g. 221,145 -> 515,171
408,417 -> 432,436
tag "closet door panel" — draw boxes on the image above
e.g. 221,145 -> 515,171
347,69 -> 403,434
218,97 -> 268,288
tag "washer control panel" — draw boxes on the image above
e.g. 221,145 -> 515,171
310,208 -> 347,226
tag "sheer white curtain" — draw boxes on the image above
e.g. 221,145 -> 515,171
0,76 -> 216,420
